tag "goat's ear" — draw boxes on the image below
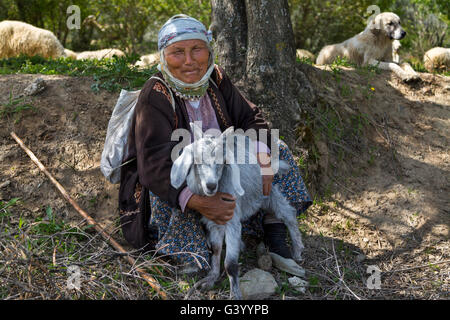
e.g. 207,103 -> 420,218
229,163 -> 245,196
217,126 -> 235,162
219,126 -> 234,142
190,122 -> 203,141
170,145 -> 193,189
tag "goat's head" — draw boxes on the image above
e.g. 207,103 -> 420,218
170,122 -> 244,197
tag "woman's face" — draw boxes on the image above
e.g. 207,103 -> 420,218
164,39 -> 210,84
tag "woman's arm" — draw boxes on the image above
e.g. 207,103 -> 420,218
134,80 -> 186,209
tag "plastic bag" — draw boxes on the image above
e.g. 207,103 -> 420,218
100,89 -> 141,183
100,76 -> 174,183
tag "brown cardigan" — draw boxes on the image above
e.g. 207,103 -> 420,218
118,65 -> 271,250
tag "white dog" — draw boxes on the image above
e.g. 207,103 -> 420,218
316,12 -> 419,82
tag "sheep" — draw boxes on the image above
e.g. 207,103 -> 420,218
0,20 -> 65,59
134,52 -> 160,69
64,48 -> 78,59
423,47 -> 450,73
76,48 -> 125,60
170,123 -> 304,299
296,49 -> 315,62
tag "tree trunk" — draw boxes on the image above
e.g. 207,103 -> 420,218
211,0 -> 314,146
210,0 -> 248,83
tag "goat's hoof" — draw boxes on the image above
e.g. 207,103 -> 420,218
292,246 -> 304,262
230,292 -> 243,300
293,253 -> 303,262
194,276 -> 217,291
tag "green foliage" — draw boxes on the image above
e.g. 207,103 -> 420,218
0,0 -> 92,48
0,92 -> 35,123
289,0 -> 395,54
0,0 -> 211,54
289,0 -> 448,65
1,1 -> 447,71
0,55 -> 158,92
391,0 -> 449,57
296,56 -> 314,65
0,198 -> 20,218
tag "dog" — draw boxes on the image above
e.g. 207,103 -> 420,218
316,12 -> 419,82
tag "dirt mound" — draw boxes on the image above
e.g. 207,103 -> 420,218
295,64 -> 449,298
300,65 -> 449,244
0,75 -> 122,241
0,67 -> 448,299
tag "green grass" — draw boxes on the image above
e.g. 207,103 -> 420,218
297,56 -> 314,65
0,91 -> 35,123
0,197 -> 20,218
0,55 -> 158,93
331,56 -> 355,68
408,57 -> 450,76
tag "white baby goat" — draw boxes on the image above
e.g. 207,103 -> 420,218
170,123 -> 304,299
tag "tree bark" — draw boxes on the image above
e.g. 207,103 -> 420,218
211,0 -> 314,146
210,0 -> 248,83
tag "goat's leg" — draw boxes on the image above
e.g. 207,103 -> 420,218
224,220 -> 243,300
195,224 -> 225,291
269,193 -> 305,262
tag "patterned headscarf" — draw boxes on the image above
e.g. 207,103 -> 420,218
157,14 -> 215,100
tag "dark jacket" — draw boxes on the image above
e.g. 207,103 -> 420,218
118,65 -> 271,250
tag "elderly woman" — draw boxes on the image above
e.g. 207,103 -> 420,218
119,14 -> 312,273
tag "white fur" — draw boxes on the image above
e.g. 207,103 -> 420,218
392,40 -> 401,63
63,48 -> 78,59
296,49 -> 315,61
0,20 -> 65,59
134,52 -> 160,69
423,47 -> 450,72
76,48 -> 125,60
316,12 -> 419,82
171,123 -> 304,299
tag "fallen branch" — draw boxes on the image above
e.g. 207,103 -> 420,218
10,131 -> 167,300
331,239 -> 362,300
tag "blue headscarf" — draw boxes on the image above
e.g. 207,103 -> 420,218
157,14 -> 215,100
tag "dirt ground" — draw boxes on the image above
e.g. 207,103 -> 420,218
0,66 -> 448,299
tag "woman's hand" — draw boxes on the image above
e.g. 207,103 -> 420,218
258,152 -> 274,196
186,192 -> 236,225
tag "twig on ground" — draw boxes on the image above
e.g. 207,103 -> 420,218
10,131 -> 167,299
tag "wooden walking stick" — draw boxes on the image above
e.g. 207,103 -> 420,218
10,132 -> 167,300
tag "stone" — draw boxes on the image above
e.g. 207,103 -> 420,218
288,276 -> 308,294
257,254 -> 272,271
24,78 -> 46,96
240,268 -> 278,300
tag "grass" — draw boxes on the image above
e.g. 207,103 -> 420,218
2,53 -> 448,300
0,196 -> 170,299
0,91 -> 36,123
297,56 -> 314,65
0,55 -> 158,93
408,57 -> 450,77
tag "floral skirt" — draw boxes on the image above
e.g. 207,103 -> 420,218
149,141 -> 312,270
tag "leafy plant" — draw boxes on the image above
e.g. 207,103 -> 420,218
0,197 -> 20,218
0,55 -> 158,93
0,91 -> 35,122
